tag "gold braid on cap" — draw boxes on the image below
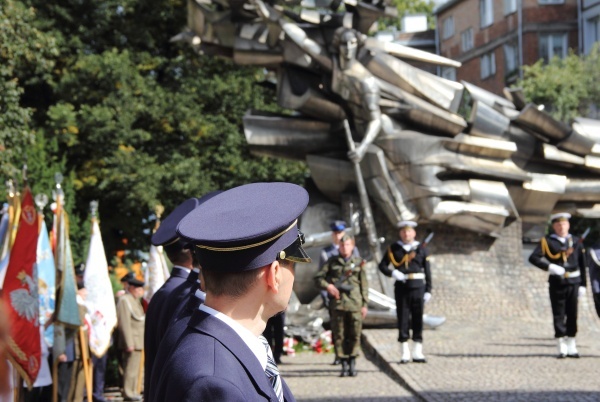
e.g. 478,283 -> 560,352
163,236 -> 180,246
196,220 -> 297,252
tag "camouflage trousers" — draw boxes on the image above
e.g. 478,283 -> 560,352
331,309 -> 363,359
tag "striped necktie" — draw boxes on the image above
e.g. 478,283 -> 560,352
259,335 -> 283,402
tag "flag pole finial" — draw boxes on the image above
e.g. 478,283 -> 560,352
22,164 -> 28,184
155,204 -> 164,220
5,180 -> 15,198
53,172 -> 64,202
35,194 -> 49,212
90,200 -> 99,218
154,204 -> 164,232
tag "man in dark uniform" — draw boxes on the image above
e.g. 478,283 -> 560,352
378,221 -> 432,364
150,182 -> 311,402
314,234 -> 368,377
587,241 -> 600,319
529,212 -> 587,358
143,192 -> 219,399
143,197 -> 199,398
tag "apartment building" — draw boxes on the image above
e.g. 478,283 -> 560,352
434,0 -> 595,95
582,0 -> 600,54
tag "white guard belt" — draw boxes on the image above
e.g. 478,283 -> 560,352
563,270 -> 580,279
406,273 -> 425,280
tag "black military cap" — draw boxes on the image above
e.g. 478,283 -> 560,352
177,182 -> 311,272
120,272 -> 135,283
127,277 -> 145,287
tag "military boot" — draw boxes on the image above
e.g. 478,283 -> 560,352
340,359 -> 349,377
557,337 -> 567,359
566,337 -> 579,358
400,342 -> 411,364
412,342 -> 427,363
348,357 -> 357,377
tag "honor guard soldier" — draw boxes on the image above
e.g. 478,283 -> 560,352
149,182 -> 311,402
529,212 -> 587,358
378,221 -> 432,364
314,233 -> 368,377
318,220 -> 360,365
588,241 -> 600,319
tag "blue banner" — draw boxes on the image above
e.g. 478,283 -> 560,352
37,220 -> 56,346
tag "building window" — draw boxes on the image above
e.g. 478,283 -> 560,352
480,51 -> 496,79
539,33 -> 568,62
538,0 -> 564,4
584,15 -> 600,55
441,67 -> 457,81
442,16 -> 454,39
504,0 -> 517,15
504,42 -> 519,73
480,0 -> 493,28
461,28 -> 474,52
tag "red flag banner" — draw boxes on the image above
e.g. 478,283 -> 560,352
2,188 -> 41,388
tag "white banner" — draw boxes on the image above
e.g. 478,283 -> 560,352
144,244 -> 170,303
84,219 -> 117,357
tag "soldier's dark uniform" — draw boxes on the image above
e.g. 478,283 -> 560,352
378,239 -> 431,350
314,252 -> 368,376
529,229 -> 586,345
587,244 -> 600,319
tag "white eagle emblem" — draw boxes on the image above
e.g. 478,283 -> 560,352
10,266 -> 39,324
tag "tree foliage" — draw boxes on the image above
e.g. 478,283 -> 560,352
0,0 -> 58,178
518,44 -> 600,122
2,0 -> 308,260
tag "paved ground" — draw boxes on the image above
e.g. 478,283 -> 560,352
280,350 -> 418,402
279,243 -> 600,401
280,310 -> 600,402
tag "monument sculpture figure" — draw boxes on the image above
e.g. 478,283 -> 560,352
178,0 -> 600,323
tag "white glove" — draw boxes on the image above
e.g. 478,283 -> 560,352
548,263 -> 565,276
423,292 -> 432,303
578,286 -> 587,298
391,270 -> 405,282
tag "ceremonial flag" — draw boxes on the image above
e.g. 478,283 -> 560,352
37,219 -> 56,347
0,204 -> 9,286
2,187 -> 41,388
55,208 -> 81,328
144,244 -> 170,303
84,218 -> 117,356
0,192 -> 20,287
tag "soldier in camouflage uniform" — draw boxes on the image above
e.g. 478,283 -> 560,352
314,234 -> 368,377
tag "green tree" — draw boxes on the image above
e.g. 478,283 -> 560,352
518,45 -> 600,122
9,0 -> 307,260
0,0 -> 58,178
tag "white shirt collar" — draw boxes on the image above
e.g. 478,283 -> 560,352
398,240 -> 419,251
173,265 -> 192,274
198,304 -> 267,371
550,234 -> 571,244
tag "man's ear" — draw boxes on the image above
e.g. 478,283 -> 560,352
265,260 -> 280,292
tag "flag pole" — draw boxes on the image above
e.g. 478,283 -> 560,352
79,327 -> 93,402
51,173 -> 63,402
